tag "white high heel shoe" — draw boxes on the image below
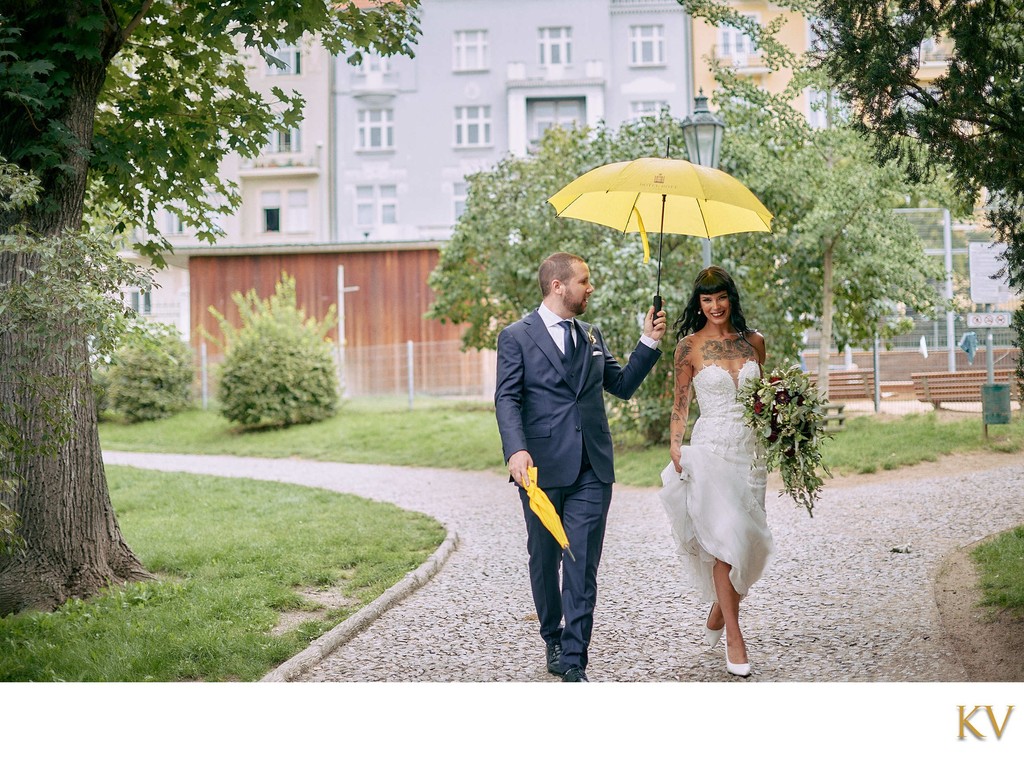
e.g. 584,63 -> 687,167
724,637 -> 751,677
704,604 -> 723,649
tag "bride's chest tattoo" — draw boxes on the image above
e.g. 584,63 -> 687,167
701,338 -> 754,362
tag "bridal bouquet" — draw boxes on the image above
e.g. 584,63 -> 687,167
740,364 -> 831,517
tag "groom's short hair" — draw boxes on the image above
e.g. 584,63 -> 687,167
539,252 -> 585,297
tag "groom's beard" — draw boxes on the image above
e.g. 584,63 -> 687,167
561,292 -> 588,316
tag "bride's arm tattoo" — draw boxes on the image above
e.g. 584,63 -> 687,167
670,339 -> 695,446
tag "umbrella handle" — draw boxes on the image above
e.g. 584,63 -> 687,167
653,294 -> 662,314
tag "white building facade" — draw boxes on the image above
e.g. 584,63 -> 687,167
159,0 -> 695,251
333,0 -> 694,243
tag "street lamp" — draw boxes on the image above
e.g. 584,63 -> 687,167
681,89 -> 726,267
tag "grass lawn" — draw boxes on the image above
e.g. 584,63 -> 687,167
0,467 -> 444,681
101,398 -> 1024,487
99,397 -> 506,472
973,526 -> 1024,615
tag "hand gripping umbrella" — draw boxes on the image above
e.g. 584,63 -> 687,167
524,466 -> 576,562
547,156 -> 773,313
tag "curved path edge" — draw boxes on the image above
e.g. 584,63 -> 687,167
261,529 -> 461,682
933,534 -> 1024,682
101,450 -> 469,683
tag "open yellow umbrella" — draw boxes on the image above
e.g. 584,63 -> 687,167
524,466 -> 576,562
547,156 -> 773,311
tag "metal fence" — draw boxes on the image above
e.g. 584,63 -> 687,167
195,339 -> 497,409
339,340 -> 496,400
195,322 -> 1019,418
802,315 -> 1020,417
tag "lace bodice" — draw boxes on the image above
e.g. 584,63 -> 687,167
690,360 -> 760,456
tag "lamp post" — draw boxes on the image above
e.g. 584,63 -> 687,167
681,89 -> 726,268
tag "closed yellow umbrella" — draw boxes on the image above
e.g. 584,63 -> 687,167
524,466 -> 576,562
548,156 -> 773,311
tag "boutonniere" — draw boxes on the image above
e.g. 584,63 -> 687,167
587,328 -> 596,344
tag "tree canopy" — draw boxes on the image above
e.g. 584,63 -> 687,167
429,96 -> 948,444
811,0 -> 1024,382
0,1 -> 421,614
1,0 -> 420,254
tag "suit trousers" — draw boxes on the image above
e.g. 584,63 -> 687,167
519,465 -> 612,671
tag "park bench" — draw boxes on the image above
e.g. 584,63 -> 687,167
822,402 -> 846,432
911,369 -> 1020,409
808,369 -> 875,401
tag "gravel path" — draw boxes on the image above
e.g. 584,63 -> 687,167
102,451 -> 1024,682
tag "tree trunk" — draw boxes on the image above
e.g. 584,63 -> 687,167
817,246 -> 834,401
0,15 -> 150,615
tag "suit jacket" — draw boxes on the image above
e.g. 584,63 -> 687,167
494,309 -> 661,489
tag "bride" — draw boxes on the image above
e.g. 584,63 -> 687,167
660,266 -> 774,678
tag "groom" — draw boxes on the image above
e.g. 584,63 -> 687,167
494,251 -> 666,682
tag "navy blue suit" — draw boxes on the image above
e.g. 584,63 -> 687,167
495,309 -> 661,672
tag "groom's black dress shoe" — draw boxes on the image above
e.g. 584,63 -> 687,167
546,642 -> 565,675
562,667 -> 588,682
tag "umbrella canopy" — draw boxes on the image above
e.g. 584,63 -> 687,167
524,466 -> 576,562
547,156 -> 773,310
548,156 -> 773,242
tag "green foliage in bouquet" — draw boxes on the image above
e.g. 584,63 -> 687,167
740,364 -> 831,517
107,322 -> 194,423
210,274 -> 339,429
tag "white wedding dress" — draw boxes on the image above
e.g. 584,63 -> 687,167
659,360 -> 773,602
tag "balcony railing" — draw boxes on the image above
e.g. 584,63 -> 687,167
350,70 -> 400,96
239,153 -> 320,176
917,37 -> 953,66
713,49 -> 770,74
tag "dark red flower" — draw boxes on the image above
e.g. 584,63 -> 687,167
754,400 -> 764,414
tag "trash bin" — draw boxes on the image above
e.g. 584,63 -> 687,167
982,383 -> 1011,425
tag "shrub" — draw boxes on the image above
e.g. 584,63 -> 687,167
211,274 -> 338,428
107,323 -> 194,423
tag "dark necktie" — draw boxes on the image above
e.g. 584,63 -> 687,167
559,320 -> 574,362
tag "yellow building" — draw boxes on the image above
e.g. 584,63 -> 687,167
689,1 -> 953,125
690,2 -> 810,105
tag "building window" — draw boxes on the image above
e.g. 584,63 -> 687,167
268,125 -> 301,153
718,15 -> 759,63
453,30 -> 489,71
538,27 -> 572,66
165,210 -> 185,235
357,108 -> 394,151
359,54 -> 391,74
453,181 -> 467,220
261,191 -> 281,232
128,288 -> 152,315
630,100 -> 669,120
454,105 -> 492,147
266,43 -> 301,75
355,185 -> 398,227
285,190 -> 308,233
630,25 -> 665,66
527,98 -> 584,143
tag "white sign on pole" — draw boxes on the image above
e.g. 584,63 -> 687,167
966,312 -> 1012,328
968,242 -> 1014,304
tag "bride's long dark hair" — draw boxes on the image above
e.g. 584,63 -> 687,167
673,266 -> 754,343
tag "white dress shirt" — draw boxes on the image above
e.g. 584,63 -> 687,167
537,303 -> 660,353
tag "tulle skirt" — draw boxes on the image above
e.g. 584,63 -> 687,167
659,442 -> 773,602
